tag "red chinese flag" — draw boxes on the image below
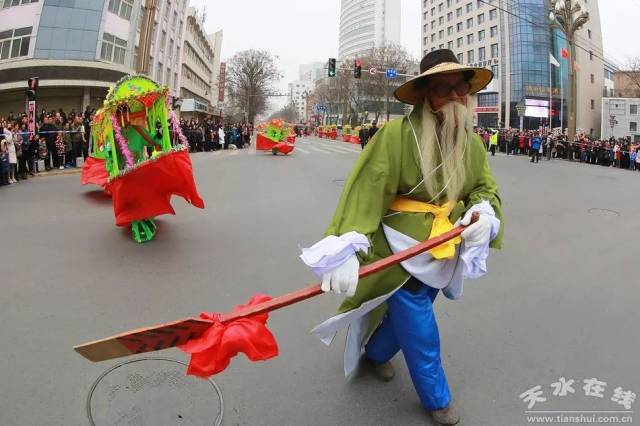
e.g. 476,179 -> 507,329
561,48 -> 569,59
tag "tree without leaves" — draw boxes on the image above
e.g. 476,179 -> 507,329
266,100 -> 297,123
226,49 -> 281,123
619,57 -> 640,97
357,43 -> 416,122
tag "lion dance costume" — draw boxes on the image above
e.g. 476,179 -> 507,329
81,75 -> 204,243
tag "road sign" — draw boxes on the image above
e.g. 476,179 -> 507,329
369,67 -> 377,76
386,68 -> 397,79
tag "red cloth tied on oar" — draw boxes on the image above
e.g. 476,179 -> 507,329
179,294 -> 279,378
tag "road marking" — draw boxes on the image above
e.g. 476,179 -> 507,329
293,146 -> 311,154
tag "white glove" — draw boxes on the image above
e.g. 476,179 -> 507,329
321,254 -> 360,297
460,209 -> 492,247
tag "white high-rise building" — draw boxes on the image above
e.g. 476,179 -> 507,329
299,62 -> 326,84
338,0 -> 400,59
288,80 -> 314,122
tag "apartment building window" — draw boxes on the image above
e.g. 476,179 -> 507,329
588,29 -> 591,39
491,64 -> 498,78
478,46 -> 485,61
0,26 -> 31,59
439,43 -> 444,49
457,53 -> 463,63
156,62 -> 163,83
457,37 -> 463,47
166,66 -> 171,85
456,7 -> 462,17
466,2 -> 472,12
589,50 -> 593,60
439,16 -> 444,25
490,25 -> 497,37
448,40 -> 453,49
630,105 -> 638,115
100,32 -> 127,64
108,0 -> 133,20
477,13 -> 484,24
424,24 -> 428,33
2,0 -> 38,8
467,49 -> 474,63
478,29 -> 485,41
490,43 -> 498,58
438,2 -> 443,12
172,11 -> 177,29
431,7 -> 435,15
447,11 -> 453,21
590,99 -> 595,110
447,26 -> 453,35
431,33 -> 436,42
160,30 -> 166,51
439,29 -> 444,39
447,0 -> 452,6
476,0 -> 483,7
467,17 -> 473,28
630,122 -> 637,132
467,33 -> 473,44
590,73 -> 594,83
489,8 -> 497,19
431,20 -> 436,28
168,38 -> 174,59
457,22 -> 463,32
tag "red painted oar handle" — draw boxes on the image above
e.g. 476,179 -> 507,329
219,212 -> 479,323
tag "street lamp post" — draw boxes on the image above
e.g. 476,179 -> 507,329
549,0 -> 589,159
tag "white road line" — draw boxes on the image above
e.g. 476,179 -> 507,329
317,144 -> 359,154
304,146 -> 332,154
294,146 -> 311,154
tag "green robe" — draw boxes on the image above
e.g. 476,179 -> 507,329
325,105 -> 503,318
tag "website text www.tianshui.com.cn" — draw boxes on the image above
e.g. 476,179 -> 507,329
526,413 -> 633,423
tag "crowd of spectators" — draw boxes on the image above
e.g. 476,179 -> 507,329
180,119 -> 253,152
1,106 -> 255,188
1,107 -> 92,186
476,128 -> 640,171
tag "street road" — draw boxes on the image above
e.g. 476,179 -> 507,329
1,136 -> 638,425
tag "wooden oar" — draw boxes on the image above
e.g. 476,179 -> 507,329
74,212 -> 478,362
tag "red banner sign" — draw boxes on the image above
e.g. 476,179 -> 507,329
27,100 -> 36,137
474,106 -> 499,113
218,62 -> 226,103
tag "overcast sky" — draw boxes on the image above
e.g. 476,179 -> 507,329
190,0 -> 638,109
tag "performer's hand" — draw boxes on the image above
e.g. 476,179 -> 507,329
321,254 -> 360,297
460,211 -> 491,247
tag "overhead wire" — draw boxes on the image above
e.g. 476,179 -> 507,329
477,0 -> 623,68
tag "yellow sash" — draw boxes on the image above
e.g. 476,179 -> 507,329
388,197 -> 461,260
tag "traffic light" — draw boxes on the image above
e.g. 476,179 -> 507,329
354,59 -> 362,79
26,77 -> 38,101
328,58 -> 336,77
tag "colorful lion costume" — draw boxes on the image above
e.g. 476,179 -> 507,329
81,75 -> 204,243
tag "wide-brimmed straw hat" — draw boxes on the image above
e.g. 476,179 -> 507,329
394,49 -> 493,105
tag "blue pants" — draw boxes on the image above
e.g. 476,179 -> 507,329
365,282 -> 451,410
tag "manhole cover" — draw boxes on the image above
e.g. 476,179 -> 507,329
587,208 -> 620,218
87,358 -> 223,426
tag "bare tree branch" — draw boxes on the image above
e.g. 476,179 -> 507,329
227,49 -> 281,123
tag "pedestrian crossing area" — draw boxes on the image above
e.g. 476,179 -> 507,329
289,137 -> 361,155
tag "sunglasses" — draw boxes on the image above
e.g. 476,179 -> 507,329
428,80 -> 471,98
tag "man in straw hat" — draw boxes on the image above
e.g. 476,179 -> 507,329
300,49 -> 503,424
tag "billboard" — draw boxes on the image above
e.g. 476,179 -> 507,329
525,99 -> 549,118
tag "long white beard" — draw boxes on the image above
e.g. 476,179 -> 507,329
419,101 -> 473,205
